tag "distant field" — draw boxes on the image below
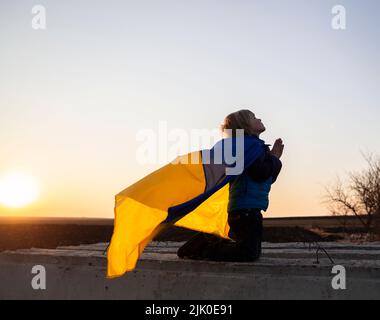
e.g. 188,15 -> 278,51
0,215 -> 368,252
264,216 -> 363,228
0,215 -> 363,228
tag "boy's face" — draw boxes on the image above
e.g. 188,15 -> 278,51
250,113 -> 266,135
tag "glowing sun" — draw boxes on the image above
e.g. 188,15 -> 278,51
0,173 -> 40,208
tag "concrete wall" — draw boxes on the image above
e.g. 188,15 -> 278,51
0,242 -> 379,300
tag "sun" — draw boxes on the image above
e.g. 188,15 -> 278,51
0,173 -> 40,208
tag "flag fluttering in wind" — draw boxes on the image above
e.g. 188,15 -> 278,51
107,135 -> 265,278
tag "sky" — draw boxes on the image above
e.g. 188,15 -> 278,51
0,0 -> 379,218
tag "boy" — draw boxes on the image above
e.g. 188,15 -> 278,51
177,109 -> 284,261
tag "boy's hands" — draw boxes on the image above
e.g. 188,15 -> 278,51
270,138 -> 284,159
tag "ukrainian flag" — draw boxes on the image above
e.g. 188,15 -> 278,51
107,135 -> 265,278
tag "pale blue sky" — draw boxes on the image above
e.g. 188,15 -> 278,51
0,0 -> 379,217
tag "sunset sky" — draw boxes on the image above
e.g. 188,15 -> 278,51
0,0 -> 379,218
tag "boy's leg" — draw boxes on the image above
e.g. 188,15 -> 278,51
177,232 -> 222,259
177,210 -> 263,262
227,210 -> 263,261
257,212 -> 263,256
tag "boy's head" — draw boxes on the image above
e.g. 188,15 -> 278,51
220,109 -> 266,138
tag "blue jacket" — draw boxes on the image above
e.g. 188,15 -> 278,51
228,140 -> 282,213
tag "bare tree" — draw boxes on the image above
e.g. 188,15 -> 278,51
324,152 -> 380,233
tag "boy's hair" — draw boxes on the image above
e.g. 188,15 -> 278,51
220,109 -> 256,137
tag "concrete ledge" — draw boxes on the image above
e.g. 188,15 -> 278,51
1,242 -> 380,299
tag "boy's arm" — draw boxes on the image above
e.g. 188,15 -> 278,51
245,151 -> 282,183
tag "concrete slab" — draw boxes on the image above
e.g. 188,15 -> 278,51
0,242 -> 379,299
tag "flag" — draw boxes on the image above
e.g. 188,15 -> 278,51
107,135 -> 265,278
